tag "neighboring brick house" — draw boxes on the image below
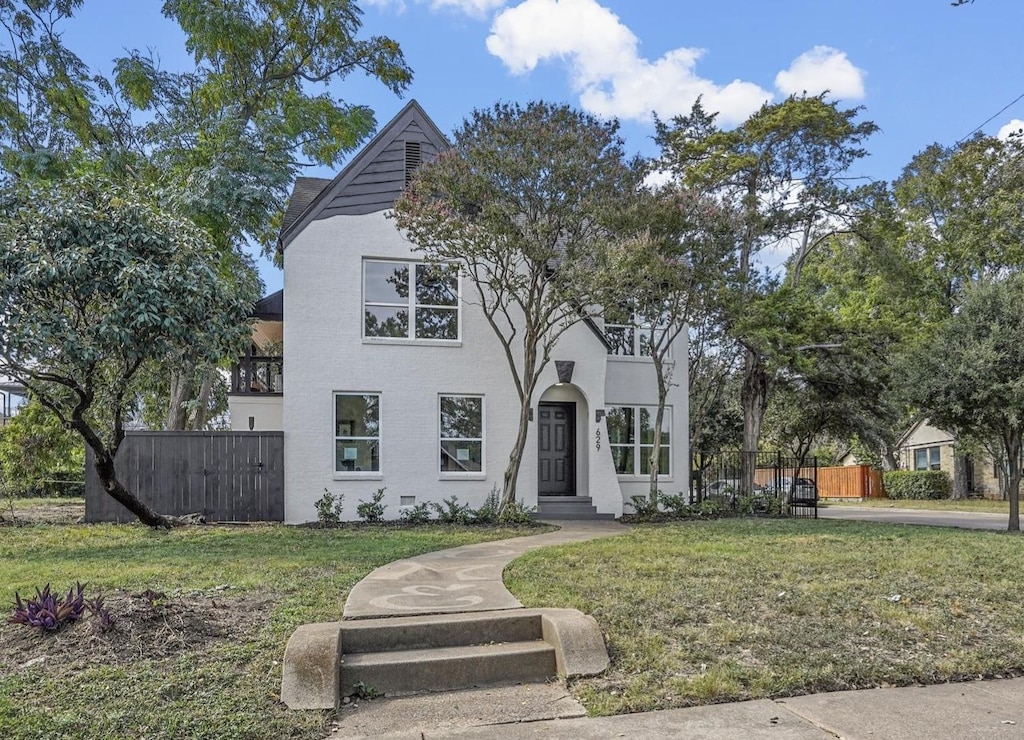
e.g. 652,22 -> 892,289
228,100 -> 689,522
896,419 -> 1002,499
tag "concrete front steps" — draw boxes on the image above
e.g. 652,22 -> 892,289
536,496 -> 615,521
281,608 -> 609,709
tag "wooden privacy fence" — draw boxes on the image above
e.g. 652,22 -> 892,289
85,431 -> 284,523
817,465 -> 885,499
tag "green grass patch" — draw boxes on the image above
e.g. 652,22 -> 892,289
822,498 -> 1009,513
0,522 -> 540,739
505,519 -> 1024,715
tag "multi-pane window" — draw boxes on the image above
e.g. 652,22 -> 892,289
439,395 -> 483,474
363,260 -> 459,341
603,315 -> 667,357
914,446 -> 941,471
334,393 -> 380,473
606,406 -> 671,476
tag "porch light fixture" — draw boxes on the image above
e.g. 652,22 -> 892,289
555,360 -> 575,384
248,416 -> 255,431
595,409 -> 606,423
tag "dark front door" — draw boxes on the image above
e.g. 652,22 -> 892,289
538,402 -> 575,496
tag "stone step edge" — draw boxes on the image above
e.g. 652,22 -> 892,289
340,609 -> 544,654
280,607 -> 609,710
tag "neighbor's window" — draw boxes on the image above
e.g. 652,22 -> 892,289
335,393 -> 380,473
439,395 -> 483,474
363,260 -> 459,341
914,446 -> 941,471
605,406 -> 671,476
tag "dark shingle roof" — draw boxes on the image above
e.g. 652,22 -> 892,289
280,177 -> 332,236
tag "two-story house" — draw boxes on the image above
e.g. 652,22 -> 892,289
228,101 -> 688,522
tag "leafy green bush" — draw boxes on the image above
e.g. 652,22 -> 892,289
472,485 -> 502,524
659,492 -> 695,518
356,488 -> 387,523
628,495 -> 661,520
315,488 -> 345,526
431,495 -> 473,524
883,470 -> 951,500
0,398 -> 85,497
498,498 -> 536,524
399,502 -> 432,524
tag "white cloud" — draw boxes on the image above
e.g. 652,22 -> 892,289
486,0 -> 772,124
997,118 -> 1024,140
774,46 -> 866,100
364,0 -> 507,17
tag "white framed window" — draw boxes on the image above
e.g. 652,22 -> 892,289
363,260 -> 460,341
914,446 -> 941,471
603,314 -> 670,357
439,395 -> 484,475
334,393 -> 380,474
606,405 -> 672,477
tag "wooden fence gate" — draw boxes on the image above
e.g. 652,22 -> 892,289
85,431 -> 284,523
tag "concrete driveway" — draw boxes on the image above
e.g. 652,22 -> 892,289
819,505 -> 1014,531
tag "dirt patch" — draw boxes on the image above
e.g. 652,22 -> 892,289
0,588 -> 274,673
1,502 -> 85,525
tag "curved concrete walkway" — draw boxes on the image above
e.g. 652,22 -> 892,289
343,521 -> 628,619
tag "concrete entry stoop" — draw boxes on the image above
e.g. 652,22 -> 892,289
281,522 -> 627,710
535,496 -> 615,520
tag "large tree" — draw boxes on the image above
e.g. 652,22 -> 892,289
908,275 -> 1024,531
656,95 -> 878,494
0,0 -> 412,428
600,187 -> 737,502
0,172 -> 255,527
393,101 -> 641,510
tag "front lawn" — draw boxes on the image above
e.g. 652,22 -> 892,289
505,519 -> 1024,715
822,498 -> 1009,514
0,522 -> 539,739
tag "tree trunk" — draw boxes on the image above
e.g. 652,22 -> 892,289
501,393 -> 533,511
740,348 -> 769,496
165,368 -> 191,431
951,448 -> 969,500
648,351 -> 672,504
190,365 -> 214,430
93,450 -> 171,529
1006,434 -> 1021,533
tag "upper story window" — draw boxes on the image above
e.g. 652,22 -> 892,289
363,260 -> 459,342
603,313 -> 669,358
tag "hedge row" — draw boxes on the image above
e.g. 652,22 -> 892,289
883,470 -> 951,500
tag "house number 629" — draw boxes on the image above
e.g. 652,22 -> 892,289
595,429 -> 601,450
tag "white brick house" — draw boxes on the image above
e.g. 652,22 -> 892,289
228,101 -> 689,522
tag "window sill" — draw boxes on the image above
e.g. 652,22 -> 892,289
362,338 -> 463,348
439,473 -> 487,481
333,472 -> 384,481
607,356 -> 674,364
616,475 -> 675,482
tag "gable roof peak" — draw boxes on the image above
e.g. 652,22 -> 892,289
278,99 -> 449,251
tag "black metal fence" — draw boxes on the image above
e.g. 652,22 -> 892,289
691,450 -> 819,518
85,431 -> 284,523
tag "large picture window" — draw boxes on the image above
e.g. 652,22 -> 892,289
334,393 -> 380,473
364,260 -> 459,341
439,395 -> 483,474
605,405 -> 671,476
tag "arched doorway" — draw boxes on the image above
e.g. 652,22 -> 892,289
538,383 -> 589,497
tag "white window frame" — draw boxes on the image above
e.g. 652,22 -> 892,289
607,404 -> 673,479
604,316 -> 671,359
438,394 -> 485,479
333,391 -> 382,480
363,259 -> 461,344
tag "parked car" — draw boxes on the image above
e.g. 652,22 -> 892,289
705,479 -> 765,501
764,477 -> 818,504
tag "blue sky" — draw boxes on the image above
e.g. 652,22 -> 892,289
63,0 -> 1024,294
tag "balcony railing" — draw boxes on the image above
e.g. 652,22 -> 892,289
231,356 -> 283,395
